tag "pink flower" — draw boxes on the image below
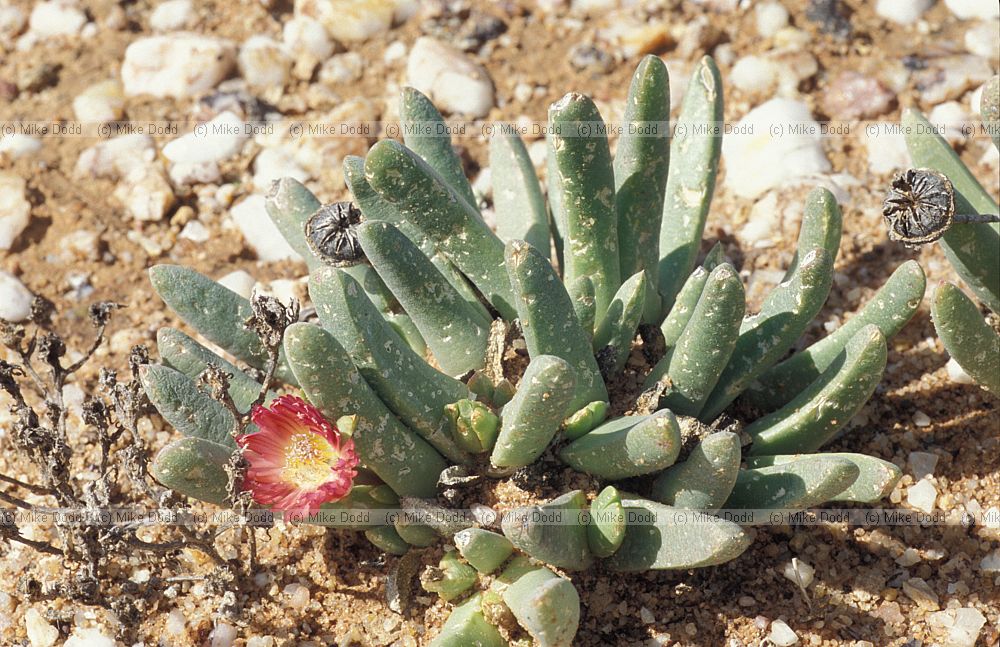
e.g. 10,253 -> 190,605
238,395 -> 358,519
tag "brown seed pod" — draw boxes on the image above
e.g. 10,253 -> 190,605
882,168 -> 955,246
304,202 -> 365,266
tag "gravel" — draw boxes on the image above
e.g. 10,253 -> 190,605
295,0 -> 401,43
72,79 -> 125,123
0,134 -> 41,159
767,619 -> 799,646
121,34 -> 236,98
162,111 -> 248,165
821,71 -> 894,120
780,559 -> 815,588
908,451 -> 939,480
28,0 -> 87,39
0,270 -> 34,322
238,36 -> 292,90
755,2 -> 789,37
149,0 -> 194,32
24,608 -> 58,647
217,270 -> 256,299
907,478 -> 938,513
874,0 -> 934,25
230,195 -> 301,262
0,172 -> 30,251
406,36 -> 495,117
721,98 -> 830,199
943,0 -> 1000,20
902,577 -> 940,610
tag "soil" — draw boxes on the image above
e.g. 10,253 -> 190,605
1,1 -> 998,646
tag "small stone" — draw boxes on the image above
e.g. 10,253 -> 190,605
115,164 -> 175,222
294,0 -> 401,43
122,34 -> 236,98
406,37 -> 494,118
17,62 -> 60,93
639,607 -> 655,624
217,270 -> 256,298
781,559 -> 815,588
768,619 -> 799,646
980,549 -> 1000,572
0,134 -> 41,160
907,478 -> 937,513
28,0 -> 87,39
738,596 -> 756,607
873,601 -> 905,626
568,44 -> 614,73
246,638 -> 275,647
964,21 -> 999,60
929,101 -> 973,144
932,608 -> 988,647
0,80 -> 19,102
0,5 -> 27,44
59,229 -> 100,261
72,79 -> 125,123
179,220 -> 210,243
863,126 -> 909,174
230,195 -> 301,262
912,410 -> 931,427
875,0 -> 933,24
252,147 -> 309,192
913,55 -> 993,104
318,52 -> 364,85
943,358 -> 973,388
0,271 -> 34,322
24,608 -> 58,647
943,0 -> 999,20
895,547 -> 921,567
456,11 -> 507,51
65,627 -> 115,647
283,16 -> 333,60
570,0 -> 616,12
822,71 -> 894,120
902,577 -> 939,610
755,2 -> 789,37
805,0 -> 851,39
150,0 -> 194,31
126,229 -> 164,257
383,40 -> 406,62
721,98 -> 830,199
0,172 -> 31,251
597,14 -> 671,58
283,583 -> 310,609
169,161 -> 221,186
130,568 -> 151,584
908,451 -> 939,480
76,134 -> 155,178
163,111 -> 249,165
239,36 -> 292,90
210,622 -> 238,647
737,191 -> 784,248
166,609 -> 186,636
512,82 -> 534,104
730,55 -> 778,95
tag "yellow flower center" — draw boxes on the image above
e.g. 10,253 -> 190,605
283,431 -> 339,489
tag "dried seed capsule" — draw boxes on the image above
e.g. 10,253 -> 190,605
882,168 -> 1000,246
304,202 -> 365,265
882,168 -> 954,245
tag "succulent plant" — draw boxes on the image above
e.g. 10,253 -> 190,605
885,75 -> 999,395
141,56 -> 923,645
